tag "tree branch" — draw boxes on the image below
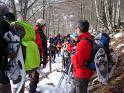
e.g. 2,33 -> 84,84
27,1 -> 48,21
27,0 -> 38,10
0,1 -> 7,5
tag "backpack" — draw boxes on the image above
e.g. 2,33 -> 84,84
10,20 -> 40,71
83,33 -> 115,84
83,33 -> 111,72
3,20 -> 40,93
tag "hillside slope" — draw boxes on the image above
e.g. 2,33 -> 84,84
90,35 -> 124,93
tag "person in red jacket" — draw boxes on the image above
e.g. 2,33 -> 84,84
67,42 -> 74,53
29,18 -> 47,93
70,20 -> 93,93
67,32 -> 78,53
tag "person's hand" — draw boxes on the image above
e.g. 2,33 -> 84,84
73,46 -> 76,50
63,47 -> 67,50
71,53 -> 74,57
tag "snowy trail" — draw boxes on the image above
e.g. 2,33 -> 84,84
25,56 -> 72,93
36,71 -> 66,93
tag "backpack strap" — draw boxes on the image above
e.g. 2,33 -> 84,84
83,38 -> 93,45
81,38 -> 93,69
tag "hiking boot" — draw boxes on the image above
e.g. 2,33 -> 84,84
33,92 -> 41,93
29,84 -> 37,93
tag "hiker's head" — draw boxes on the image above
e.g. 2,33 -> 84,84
70,32 -> 78,41
0,4 -> 15,21
76,20 -> 89,35
0,4 -> 9,17
36,18 -> 46,30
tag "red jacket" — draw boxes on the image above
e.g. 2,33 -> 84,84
57,42 -> 62,48
34,26 -> 42,49
71,32 -> 93,79
67,43 -> 73,53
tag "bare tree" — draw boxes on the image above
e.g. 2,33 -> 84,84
1,0 -> 39,20
95,0 -> 121,33
1,0 -> 123,34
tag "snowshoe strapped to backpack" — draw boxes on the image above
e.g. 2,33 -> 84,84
10,20 -> 40,71
82,33 -> 110,69
2,20 -> 40,93
83,33 -> 116,84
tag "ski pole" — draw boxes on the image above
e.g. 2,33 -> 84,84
57,65 -> 69,87
57,71 -> 66,87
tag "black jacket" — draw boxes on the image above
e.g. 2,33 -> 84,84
37,26 -> 47,66
0,19 -> 10,84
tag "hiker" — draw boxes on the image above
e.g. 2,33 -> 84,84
61,32 -> 78,71
56,41 -> 62,57
49,43 -> 56,63
35,18 -> 47,67
48,35 -> 57,63
0,4 -> 13,93
61,39 -> 70,70
0,4 -> 35,93
29,18 -> 48,93
70,20 -> 93,93
67,32 -> 78,53
0,5 -> 40,93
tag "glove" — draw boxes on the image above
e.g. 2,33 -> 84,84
73,46 -> 76,50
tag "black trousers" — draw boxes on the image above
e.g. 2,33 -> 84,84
69,78 -> 89,93
0,83 -> 11,93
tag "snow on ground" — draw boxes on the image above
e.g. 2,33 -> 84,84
25,56 -> 72,93
122,49 -> 124,53
116,44 -> 124,49
110,41 -> 115,45
113,32 -> 124,39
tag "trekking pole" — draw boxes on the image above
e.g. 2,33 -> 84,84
49,49 -> 52,72
57,62 -> 73,87
67,63 -> 73,83
67,63 -> 73,75
57,71 -> 66,87
57,64 -> 69,87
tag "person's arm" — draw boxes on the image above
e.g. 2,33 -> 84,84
71,41 -> 91,68
42,36 -> 47,67
67,43 -> 73,52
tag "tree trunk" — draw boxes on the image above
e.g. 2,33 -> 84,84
10,0 -> 17,20
94,0 -> 121,33
43,0 -> 45,19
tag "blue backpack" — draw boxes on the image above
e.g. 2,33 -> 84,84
82,33 -> 110,71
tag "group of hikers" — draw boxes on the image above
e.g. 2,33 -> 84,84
0,4 -> 47,93
0,4 -> 118,93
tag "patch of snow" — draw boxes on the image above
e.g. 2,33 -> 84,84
47,41 -> 50,48
36,84 -> 64,93
25,56 -> 72,93
110,41 -> 115,45
36,71 -> 72,93
117,44 -> 124,48
113,32 -> 124,39
38,71 -> 62,86
122,49 -> 124,53
41,56 -> 62,73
